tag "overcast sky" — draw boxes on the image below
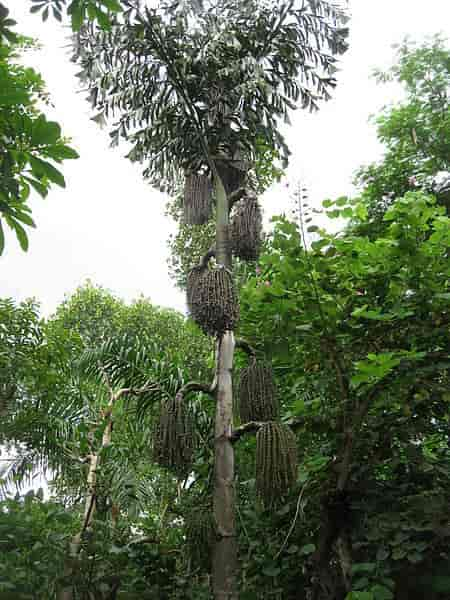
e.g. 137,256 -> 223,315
1,0 -> 449,316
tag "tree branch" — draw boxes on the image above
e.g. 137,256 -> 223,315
235,338 -> 256,359
230,420 -> 264,442
231,415 -> 323,443
115,380 -> 163,402
176,381 -> 215,399
128,536 -> 159,546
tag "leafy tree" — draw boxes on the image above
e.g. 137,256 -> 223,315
29,0 -> 123,28
0,490 -> 77,599
0,3 -> 78,254
0,298 -> 41,426
0,284 -> 214,599
166,192 -> 216,289
238,187 -> 450,599
355,35 -> 450,229
0,488 -> 181,599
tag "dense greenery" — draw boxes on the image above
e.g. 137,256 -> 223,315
355,35 -> 449,231
238,189 -> 450,599
0,284 -> 214,598
1,4 -> 449,599
0,3 -> 78,253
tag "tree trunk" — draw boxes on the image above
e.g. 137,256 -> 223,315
215,168 -> 231,270
58,409 -> 114,600
212,173 -> 238,599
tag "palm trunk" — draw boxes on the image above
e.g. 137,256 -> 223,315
212,173 -> 238,599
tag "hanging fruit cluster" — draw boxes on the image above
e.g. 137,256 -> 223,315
187,265 -> 239,337
256,421 -> 297,506
183,173 -> 212,225
230,195 -> 263,261
153,392 -> 195,477
185,500 -> 216,569
239,360 -> 278,422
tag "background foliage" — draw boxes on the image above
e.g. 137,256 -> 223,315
0,7 -> 449,599
0,3 -> 78,253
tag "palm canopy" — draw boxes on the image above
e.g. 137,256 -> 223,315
75,0 -> 349,191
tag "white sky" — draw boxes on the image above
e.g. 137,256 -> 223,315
1,0 -> 449,316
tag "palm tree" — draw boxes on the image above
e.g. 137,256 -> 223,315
74,1 -> 349,596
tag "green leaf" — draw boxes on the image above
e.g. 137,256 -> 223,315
69,2 -> 84,31
31,116 -> 61,146
391,547 -> 406,560
23,176 -> 49,198
101,0 -> 122,11
30,4 -> 46,14
371,584 -> 394,600
355,203 -> 368,221
0,89 -> 29,107
351,563 -> 376,575
0,220 -> 4,255
10,219 -> 29,251
407,551 -> 423,564
376,547 -> 390,561
53,6 -> 63,22
430,576 -> 450,593
94,7 -> 111,30
46,144 -> 79,161
341,206 -> 354,218
354,577 -> 370,590
262,565 -> 281,577
29,156 -> 66,187
12,210 -> 35,228
299,543 -> 316,555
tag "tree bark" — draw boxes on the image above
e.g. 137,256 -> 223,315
215,169 -> 231,270
212,172 -> 238,599
213,330 -> 237,599
58,398 -> 115,600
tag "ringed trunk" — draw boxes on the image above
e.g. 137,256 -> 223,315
212,173 -> 238,599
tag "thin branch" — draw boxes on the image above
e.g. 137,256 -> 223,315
235,338 -> 257,359
274,481 -> 308,560
231,416 -> 322,442
176,381 -> 215,399
98,363 -> 114,395
128,536 -> 159,546
230,421 -> 264,442
115,380 -> 163,402
77,492 -> 96,548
